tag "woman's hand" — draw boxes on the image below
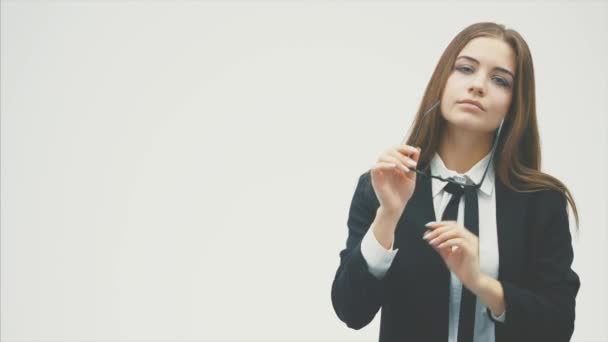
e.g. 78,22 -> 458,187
423,221 -> 484,291
370,145 -> 420,215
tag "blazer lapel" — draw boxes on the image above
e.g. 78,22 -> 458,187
495,178 -> 527,284
397,174 -> 450,340
407,174 -> 437,234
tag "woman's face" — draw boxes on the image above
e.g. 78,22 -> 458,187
440,36 -> 516,134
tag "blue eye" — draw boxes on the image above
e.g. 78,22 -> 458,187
493,76 -> 510,88
455,64 -> 512,88
456,65 -> 473,73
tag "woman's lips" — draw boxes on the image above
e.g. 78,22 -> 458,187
458,102 -> 484,112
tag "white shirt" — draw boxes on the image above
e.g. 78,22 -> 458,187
360,151 -> 506,342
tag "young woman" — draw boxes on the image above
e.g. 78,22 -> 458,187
331,22 -> 580,342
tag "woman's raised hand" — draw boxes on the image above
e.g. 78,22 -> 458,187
370,145 -> 421,215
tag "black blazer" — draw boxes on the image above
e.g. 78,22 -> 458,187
331,170 -> 580,342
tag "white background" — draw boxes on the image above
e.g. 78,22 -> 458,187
2,1 -> 607,341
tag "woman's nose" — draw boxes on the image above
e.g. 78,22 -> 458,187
468,75 -> 486,96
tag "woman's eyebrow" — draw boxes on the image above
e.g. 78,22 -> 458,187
456,55 -> 514,79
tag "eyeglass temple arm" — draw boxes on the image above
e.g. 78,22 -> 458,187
401,100 -> 441,146
401,101 -> 505,189
477,118 -> 505,187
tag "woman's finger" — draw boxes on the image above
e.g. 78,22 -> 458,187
422,225 -> 453,240
427,229 -> 461,247
388,149 -> 418,170
425,220 -> 458,229
428,222 -> 477,243
378,155 -> 411,173
372,161 -> 399,172
396,145 -> 421,162
437,237 -> 467,250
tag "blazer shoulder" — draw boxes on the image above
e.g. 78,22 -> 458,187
525,188 -> 571,238
529,187 -> 568,213
354,168 -> 375,197
497,176 -> 567,213
357,169 -> 372,184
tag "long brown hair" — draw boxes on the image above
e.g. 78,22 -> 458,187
405,22 -> 580,230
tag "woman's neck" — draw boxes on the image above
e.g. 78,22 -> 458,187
438,124 -> 493,174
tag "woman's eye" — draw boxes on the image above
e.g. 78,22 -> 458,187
456,65 -> 473,73
493,76 -> 511,88
456,65 -> 512,88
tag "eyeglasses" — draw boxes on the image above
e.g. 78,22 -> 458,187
401,100 -> 504,189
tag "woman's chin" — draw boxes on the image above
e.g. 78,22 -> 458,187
447,116 -> 486,133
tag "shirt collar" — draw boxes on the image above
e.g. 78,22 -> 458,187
430,151 -> 495,197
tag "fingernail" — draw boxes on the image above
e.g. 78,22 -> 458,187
425,221 -> 436,227
422,232 -> 430,240
400,165 -> 410,172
